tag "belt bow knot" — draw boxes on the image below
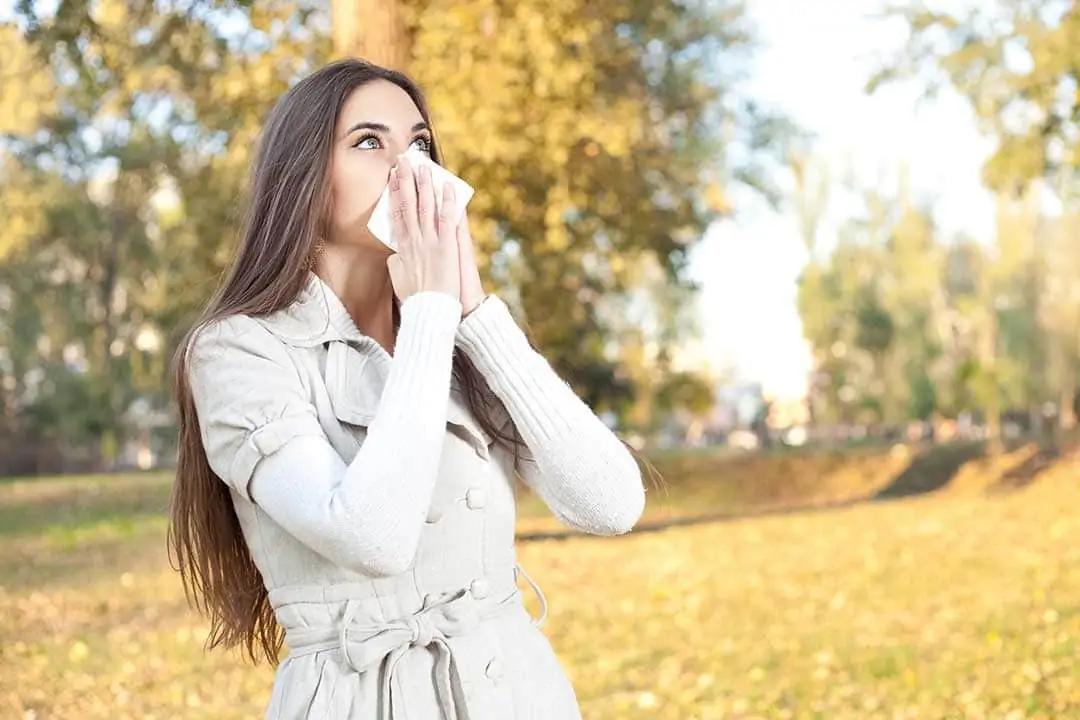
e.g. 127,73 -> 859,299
337,589 -> 486,720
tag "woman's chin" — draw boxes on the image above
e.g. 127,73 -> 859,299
331,231 -> 394,257
362,235 -> 396,257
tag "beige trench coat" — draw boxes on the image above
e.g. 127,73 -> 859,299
190,275 -> 588,720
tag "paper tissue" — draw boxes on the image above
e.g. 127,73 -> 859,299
366,146 -> 474,251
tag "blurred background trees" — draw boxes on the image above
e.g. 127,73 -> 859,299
796,0 -> 1080,449
3,0 -> 1080,474
0,0 -> 790,473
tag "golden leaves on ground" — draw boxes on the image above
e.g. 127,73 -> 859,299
517,468 -> 1080,719
2,460 -> 1079,718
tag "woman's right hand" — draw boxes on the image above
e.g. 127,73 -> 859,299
386,155 -> 461,304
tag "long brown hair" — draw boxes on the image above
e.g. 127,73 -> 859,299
167,58 -> 522,665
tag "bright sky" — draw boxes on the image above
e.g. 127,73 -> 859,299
688,0 -> 998,401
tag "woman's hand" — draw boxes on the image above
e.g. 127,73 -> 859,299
457,212 -> 487,316
386,155 -> 461,304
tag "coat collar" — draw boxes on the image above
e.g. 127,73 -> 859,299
254,272 -> 380,352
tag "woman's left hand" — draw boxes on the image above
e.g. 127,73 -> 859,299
457,211 -> 487,316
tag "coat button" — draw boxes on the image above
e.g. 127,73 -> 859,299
466,487 -> 487,509
426,506 -> 443,523
485,658 -> 503,680
470,578 -> 490,599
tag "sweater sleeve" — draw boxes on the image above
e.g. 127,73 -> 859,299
454,295 -> 646,535
188,291 -> 462,576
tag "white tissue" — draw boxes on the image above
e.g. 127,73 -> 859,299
367,146 -> 474,251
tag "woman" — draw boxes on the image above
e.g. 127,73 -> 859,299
168,57 -> 646,719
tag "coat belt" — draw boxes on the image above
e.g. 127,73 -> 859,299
283,581 -> 536,720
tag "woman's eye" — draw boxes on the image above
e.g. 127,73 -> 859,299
411,136 -> 432,154
355,135 -> 380,150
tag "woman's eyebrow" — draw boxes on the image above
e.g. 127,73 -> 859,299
343,121 -> 430,136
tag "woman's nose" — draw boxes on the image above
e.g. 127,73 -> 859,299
385,136 -> 411,159
384,144 -> 412,174
381,155 -> 397,180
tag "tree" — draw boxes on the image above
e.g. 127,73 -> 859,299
1039,176 -> 1080,432
2,0 -> 794,469
795,168 -> 999,430
870,1 -> 1080,435
332,0 -> 409,69
869,1 -> 1080,193
3,1 -> 324,467
400,0 -> 796,414
790,152 -> 831,427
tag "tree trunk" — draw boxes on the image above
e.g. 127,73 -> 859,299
983,306 -> 1003,457
1060,364 -> 1077,431
331,0 -> 411,71
97,212 -> 124,471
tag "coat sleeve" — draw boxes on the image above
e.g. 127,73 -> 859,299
455,296 -> 646,535
187,292 -> 463,575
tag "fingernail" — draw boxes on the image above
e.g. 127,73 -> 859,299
444,181 -> 455,200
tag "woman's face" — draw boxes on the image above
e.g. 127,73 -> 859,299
327,79 -> 433,252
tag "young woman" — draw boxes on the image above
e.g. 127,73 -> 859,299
168,58 -> 646,719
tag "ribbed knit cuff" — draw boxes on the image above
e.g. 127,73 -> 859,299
378,291 -> 461,423
455,295 -> 570,443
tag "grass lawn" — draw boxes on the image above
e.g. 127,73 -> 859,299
2,444 -> 1078,719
